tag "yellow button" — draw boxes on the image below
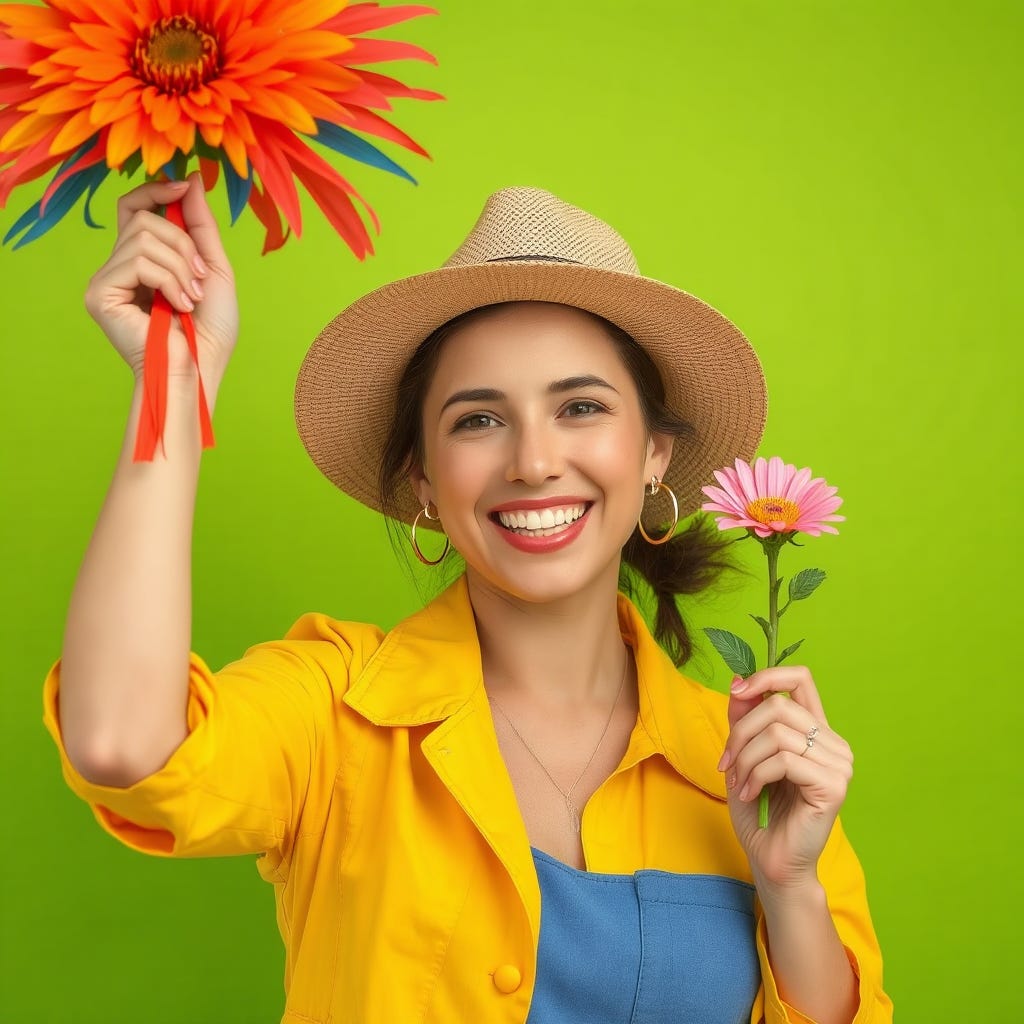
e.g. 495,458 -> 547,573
492,964 -> 522,994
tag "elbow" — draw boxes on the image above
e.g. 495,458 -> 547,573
63,728 -> 187,789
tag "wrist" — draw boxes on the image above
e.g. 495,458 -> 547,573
754,873 -> 827,918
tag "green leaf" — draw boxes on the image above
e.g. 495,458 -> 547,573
749,614 -> 772,640
703,628 -> 757,677
776,639 -> 805,665
789,568 -> 826,602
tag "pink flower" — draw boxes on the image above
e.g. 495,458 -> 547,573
701,456 -> 845,538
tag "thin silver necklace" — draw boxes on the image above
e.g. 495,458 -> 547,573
488,654 -> 630,834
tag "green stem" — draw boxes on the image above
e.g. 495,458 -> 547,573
760,537 -> 783,828
766,540 -> 780,669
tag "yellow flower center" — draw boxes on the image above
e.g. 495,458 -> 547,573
132,15 -> 220,94
745,496 -> 801,528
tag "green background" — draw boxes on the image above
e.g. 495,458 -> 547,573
2,0 -> 1020,1019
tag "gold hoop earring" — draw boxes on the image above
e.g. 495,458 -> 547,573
411,502 -> 450,565
637,476 -> 679,545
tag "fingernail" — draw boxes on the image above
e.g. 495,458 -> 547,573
180,292 -> 195,311
717,749 -> 731,772
190,278 -> 204,300
730,675 -> 748,694
168,179 -> 189,189
193,254 -> 208,276
738,783 -> 751,801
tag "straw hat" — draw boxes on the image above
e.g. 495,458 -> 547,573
295,186 -> 767,526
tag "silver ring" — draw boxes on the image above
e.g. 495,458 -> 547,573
801,725 -> 819,756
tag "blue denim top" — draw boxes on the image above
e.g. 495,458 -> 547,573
527,847 -> 760,1024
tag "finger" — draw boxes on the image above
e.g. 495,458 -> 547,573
735,748 -> 851,809
116,179 -> 191,233
108,229 -> 204,305
726,677 -> 763,731
179,171 -> 231,272
727,721 -> 850,797
723,692 -> 822,763
112,210 -> 206,284
90,252 -> 198,315
729,665 -> 827,724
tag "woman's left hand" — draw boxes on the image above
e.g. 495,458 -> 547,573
719,666 -> 854,892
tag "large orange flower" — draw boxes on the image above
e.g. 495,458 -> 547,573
0,0 -> 440,254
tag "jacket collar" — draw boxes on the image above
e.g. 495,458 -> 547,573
343,575 -> 727,800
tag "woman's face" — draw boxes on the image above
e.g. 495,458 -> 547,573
411,302 -> 673,605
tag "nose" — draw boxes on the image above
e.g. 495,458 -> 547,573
505,418 -> 565,486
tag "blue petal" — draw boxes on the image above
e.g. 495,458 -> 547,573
7,163 -> 110,248
223,158 -> 253,224
3,200 -> 42,246
82,167 -> 110,229
307,120 -> 416,184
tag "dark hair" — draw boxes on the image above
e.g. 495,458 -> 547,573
378,303 -> 737,666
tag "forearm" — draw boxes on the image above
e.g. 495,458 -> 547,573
758,879 -> 858,1024
59,368 -> 221,786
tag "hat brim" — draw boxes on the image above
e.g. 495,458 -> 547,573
294,260 -> 767,528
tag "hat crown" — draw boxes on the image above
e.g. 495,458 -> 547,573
442,187 -> 640,274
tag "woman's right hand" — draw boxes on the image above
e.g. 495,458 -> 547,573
84,173 -> 239,386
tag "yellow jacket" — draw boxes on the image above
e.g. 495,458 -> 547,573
44,577 -> 891,1023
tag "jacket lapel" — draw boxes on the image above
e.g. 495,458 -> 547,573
344,577 -> 541,942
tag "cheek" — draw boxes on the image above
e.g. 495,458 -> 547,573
428,443 -> 492,510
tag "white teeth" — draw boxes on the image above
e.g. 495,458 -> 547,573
496,504 -> 586,533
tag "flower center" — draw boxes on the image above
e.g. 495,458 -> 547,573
131,15 -> 220,94
745,496 -> 801,528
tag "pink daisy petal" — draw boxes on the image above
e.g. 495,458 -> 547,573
735,458 -> 758,504
784,466 -> 814,502
712,470 -> 748,512
702,456 -> 844,538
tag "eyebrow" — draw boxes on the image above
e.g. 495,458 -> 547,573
439,376 -> 619,413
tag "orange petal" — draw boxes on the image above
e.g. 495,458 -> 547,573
106,110 -> 143,166
30,84 -> 93,115
48,105 -> 98,152
272,29 -> 353,61
90,88 -> 142,126
150,93 -> 182,134
220,123 -> 249,177
69,20 -> 130,50
178,95 -> 224,125
0,4 -> 67,33
247,88 -> 317,134
142,131 -> 176,176
93,76 -> 141,101
198,121 -> 224,148
1,111 -> 61,153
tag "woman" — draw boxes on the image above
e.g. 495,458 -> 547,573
45,176 -> 891,1023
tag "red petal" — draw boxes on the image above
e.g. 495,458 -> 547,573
0,36 -> 49,67
0,127 -> 63,206
358,68 -> 443,102
246,123 -> 302,236
341,37 -> 437,66
326,3 -> 437,35
199,156 -> 219,191
246,180 -> 289,254
341,105 -> 429,157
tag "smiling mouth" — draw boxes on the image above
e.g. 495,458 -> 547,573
493,503 -> 589,537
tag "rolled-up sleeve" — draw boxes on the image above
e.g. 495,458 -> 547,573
42,614 -> 381,865
755,819 -> 893,1023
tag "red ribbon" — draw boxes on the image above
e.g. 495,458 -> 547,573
132,199 -> 215,461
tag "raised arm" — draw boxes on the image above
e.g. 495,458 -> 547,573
59,175 -> 238,788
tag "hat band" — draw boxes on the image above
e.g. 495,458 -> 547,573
485,254 -> 583,265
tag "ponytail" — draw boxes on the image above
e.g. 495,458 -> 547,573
620,516 -> 737,667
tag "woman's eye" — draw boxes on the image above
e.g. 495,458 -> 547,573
563,400 -> 605,417
454,413 -> 499,431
